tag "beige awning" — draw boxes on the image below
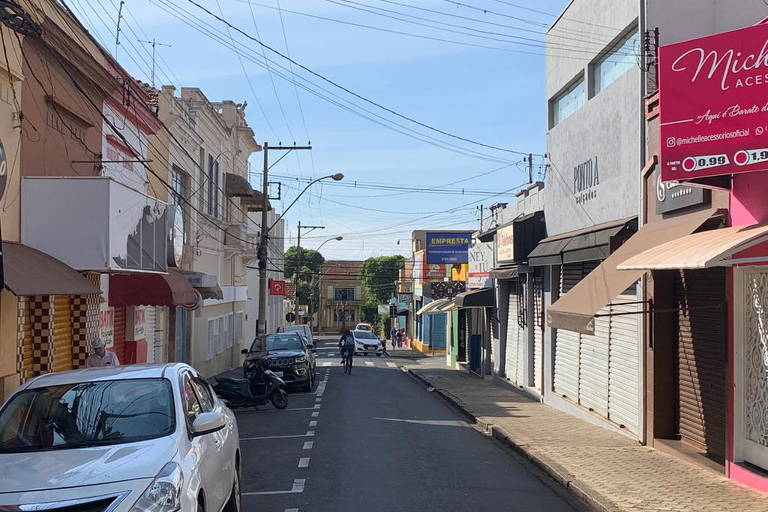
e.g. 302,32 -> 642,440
2,242 -> 100,296
618,223 -> 768,270
548,209 -> 718,334
416,298 -> 451,315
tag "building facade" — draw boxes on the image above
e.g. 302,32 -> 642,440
318,260 -> 363,334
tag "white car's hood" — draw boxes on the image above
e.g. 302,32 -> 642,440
0,436 -> 178,493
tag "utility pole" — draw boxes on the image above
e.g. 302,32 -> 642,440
526,153 -> 533,184
138,38 -> 172,88
256,143 -> 312,350
296,221 -> 325,324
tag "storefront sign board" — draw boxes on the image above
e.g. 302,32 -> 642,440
425,232 -> 471,264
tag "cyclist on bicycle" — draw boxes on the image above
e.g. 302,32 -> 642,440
339,329 -> 355,367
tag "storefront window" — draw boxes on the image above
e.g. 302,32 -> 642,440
593,31 -> 639,95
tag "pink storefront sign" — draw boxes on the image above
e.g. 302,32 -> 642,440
659,22 -> 768,182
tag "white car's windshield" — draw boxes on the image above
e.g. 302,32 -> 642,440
265,334 -> 304,351
0,378 -> 175,453
354,331 -> 378,340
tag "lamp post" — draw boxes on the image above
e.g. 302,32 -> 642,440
255,160 -> 343,348
311,236 -> 343,332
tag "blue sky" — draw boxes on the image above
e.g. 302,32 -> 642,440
69,0 -> 569,260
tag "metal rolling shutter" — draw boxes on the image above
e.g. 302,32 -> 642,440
113,307 -> 127,364
554,265 -> 584,400
607,292 -> 640,434
51,296 -> 73,373
144,307 -> 156,364
579,308 -> 609,417
676,269 -> 726,462
533,276 -> 544,391
505,282 -> 526,385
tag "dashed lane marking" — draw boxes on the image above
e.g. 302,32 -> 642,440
313,404 -> 321,409
321,362 -> 332,367
311,411 -> 319,418
309,420 -> 318,427
242,479 -> 305,496
240,432 -> 315,441
285,509 -> 299,512
298,457 -> 310,468
303,441 -> 314,449
365,361 -> 374,367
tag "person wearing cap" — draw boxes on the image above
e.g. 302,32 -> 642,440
85,338 -> 120,368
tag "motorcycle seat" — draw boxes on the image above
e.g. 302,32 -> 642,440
216,376 -> 249,385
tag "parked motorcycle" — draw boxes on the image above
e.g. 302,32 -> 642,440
213,357 -> 288,409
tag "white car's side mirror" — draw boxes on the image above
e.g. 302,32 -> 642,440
192,411 -> 226,437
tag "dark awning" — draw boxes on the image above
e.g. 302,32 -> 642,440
225,173 -> 255,197
2,242 -> 100,296
489,265 -> 518,280
242,189 -> 273,212
528,216 -> 637,266
109,268 -> 197,306
455,288 -> 495,308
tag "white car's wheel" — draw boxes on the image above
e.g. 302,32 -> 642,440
223,465 -> 240,512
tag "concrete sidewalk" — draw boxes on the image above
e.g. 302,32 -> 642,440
408,364 -> 768,512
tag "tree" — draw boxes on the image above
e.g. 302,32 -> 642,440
284,246 -> 324,280
359,255 -> 405,307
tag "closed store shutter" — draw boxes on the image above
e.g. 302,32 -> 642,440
554,264 -> 585,400
607,291 -> 640,434
675,269 -> 726,462
113,306 -> 127,364
533,275 -> 544,391
505,282 -> 525,385
555,262 -> 640,435
51,296 -> 73,373
145,307 -> 156,364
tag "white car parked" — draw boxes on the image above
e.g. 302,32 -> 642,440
0,364 -> 241,512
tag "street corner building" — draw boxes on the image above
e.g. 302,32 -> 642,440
0,0 -> 273,399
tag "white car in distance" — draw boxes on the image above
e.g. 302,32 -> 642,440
353,329 -> 383,356
0,364 -> 241,512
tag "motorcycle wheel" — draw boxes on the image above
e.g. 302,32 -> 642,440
271,389 -> 288,409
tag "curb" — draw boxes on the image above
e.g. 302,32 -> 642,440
408,368 -> 616,512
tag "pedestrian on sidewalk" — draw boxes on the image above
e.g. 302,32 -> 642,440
390,327 -> 397,347
381,337 -> 390,357
85,338 -> 120,368
396,329 -> 404,349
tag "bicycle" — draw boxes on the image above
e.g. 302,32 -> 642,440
341,348 -> 353,374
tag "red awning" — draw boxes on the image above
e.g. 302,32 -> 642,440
109,269 -> 197,307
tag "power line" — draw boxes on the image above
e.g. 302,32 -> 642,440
184,0 -> 538,156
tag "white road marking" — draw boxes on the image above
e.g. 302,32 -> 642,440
285,509 -> 299,512
311,411 -> 319,418
284,407 -> 317,411
321,362 -> 332,367
314,404 -> 321,409
307,430 -> 315,436
241,433 -> 315,440
242,479 -> 305,496
298,457 -> 310,468
365,361 -> 374,367
303,441 -> 314,450
315,398 -> 322,402
386,362 -> 397,368
309,420 -> 318,427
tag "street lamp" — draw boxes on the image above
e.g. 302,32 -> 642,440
317,235 -> 344,252
256,169 -> 345,344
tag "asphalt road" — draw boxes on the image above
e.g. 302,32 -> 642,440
236,336 -> 578,512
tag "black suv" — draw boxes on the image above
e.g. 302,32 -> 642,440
245,332 -> 317,391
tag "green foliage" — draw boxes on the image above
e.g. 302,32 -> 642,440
360,303 -> 378,323
359,255 -> 405,306
284,246 -> 325,280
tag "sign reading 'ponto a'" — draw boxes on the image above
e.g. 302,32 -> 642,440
659,22 -> 768,182
425,232 -> 471,264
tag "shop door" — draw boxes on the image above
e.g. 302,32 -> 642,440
154,307 -> 168,363
532,275 -> 544,391
113,306 -> 127,364
505,281 -> 525,385
457,309 -> 467,362
554,264 -> 586,401
740,267 -> 768,469
675,269 -> 726,462
51,296 -> 73,373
